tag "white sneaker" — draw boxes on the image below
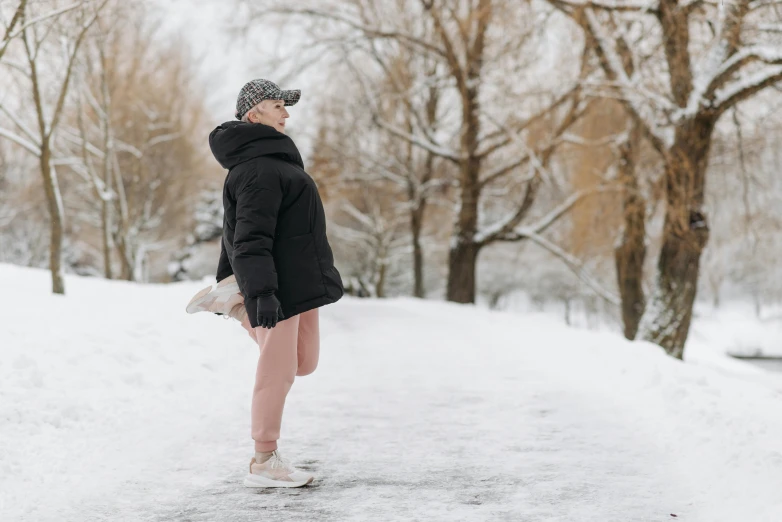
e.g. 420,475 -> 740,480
243,450 -> 314,488
185,275 -> 243,315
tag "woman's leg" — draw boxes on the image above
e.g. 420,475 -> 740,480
249,314 -> 301,452
239,309 -> 256,342
296,308 -> 320,377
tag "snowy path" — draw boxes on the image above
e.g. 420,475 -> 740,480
138,302 -> 684,522
3,266 -> 782,521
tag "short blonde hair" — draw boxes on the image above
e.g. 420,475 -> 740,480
241,99 -> 284,123
241,103 -> 262,123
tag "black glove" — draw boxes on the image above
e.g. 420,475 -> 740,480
245,293 -> 283,329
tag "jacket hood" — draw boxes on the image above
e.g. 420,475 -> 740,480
208,121 -> 304,170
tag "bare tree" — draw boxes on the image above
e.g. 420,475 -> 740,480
360,48 -> 447,298
0,0 -> 26,61
549,0 -> 782,357
319,27 -> 450,298
248,0 -> 617,305
59,14 -> 211,282
0,0 -> 109,293
330,194 -> 410,297
613,120 -> 648,340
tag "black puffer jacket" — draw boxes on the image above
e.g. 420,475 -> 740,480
209,121 -> 343,325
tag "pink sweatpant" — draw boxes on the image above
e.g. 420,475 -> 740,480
240,308 -> 320,452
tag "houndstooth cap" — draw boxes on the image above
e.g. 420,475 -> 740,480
235,79 -> 301,120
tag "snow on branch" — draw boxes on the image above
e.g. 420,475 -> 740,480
583,10 -> 632,85
749,0 -> 782,10
707,46 -> 782,104
58,129 -> 106,159
360,157 -> 410,187
46,0 -> 110,137
553,0 -> 658,11
714,65 -> 782,111
263,7 -> 448,59
557,132 -> 629,147
476,87 -> 577,160
341,201 -> 383,232
525,185 -> 619,235
0,58 -> 30,77
0,101 -> 38,144
479,155 -> 534,189
521,231 -> 621,306
0,0 -> 26,61
144,132 -> 183,149
476,185 -> 620,246
6,2 -> 85,41
578,9 -> 670,150
372,116 -> 462,162
0,126 -> 40,155
329,222 -> 375,244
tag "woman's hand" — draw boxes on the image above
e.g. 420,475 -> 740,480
247,293 -> 284,328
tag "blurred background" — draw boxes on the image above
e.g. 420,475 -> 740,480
1,0 -> 781,360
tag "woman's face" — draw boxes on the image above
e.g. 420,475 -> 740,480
251,99 -> 289,133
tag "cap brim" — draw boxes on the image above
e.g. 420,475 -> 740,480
281,89 -> 301,106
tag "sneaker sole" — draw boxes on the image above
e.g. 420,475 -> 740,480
243,473 -> 314,488
185,282 -> 241,314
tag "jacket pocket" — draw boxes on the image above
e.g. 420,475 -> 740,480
273,233 -> 327,303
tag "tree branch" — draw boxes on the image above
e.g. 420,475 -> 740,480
0,0 -> 27,61
475,87 -> 577,159
0,100 -> 38,143
422,0 -> 467,93
715,66 -> 782,114
479,156 -> 534,190
263,6 -> 448,59
0,126 -> 40,155
477,185 -> 619,245
0,57 -> 30,77
7,2 -> 85,40
707,46 -> 782,101
372,115 -> 462,162
554,4 -> 669,154
552,0 -> 659,12
521,231 -> 621,306
48,0 -> 110,138
525,185 -> 620,236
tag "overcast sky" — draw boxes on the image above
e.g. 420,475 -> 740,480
154,0 -> 321,154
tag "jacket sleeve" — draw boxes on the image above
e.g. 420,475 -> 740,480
215,236 -> 233,283
231,167 -> 281,301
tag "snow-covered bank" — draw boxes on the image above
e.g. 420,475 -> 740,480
1,263 -> 781,521
689,302 -> 782,358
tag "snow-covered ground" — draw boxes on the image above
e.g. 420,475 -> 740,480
689,302 -> 782,358
2,263 -> 782,522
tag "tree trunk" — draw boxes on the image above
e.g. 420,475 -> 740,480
411,205 -> 425,298
614,123 -> 646,340
638,117 -> 713,359
376,262 -> 386,298
375,242 -> 387,298
115,232 -> 134,281
100,62 -> 114,280
638,211 -> 709,358
445,90 -> 481,303
446,239 -> 480,303
39,143 -> 65,294
446,156 -> 481,302
102,199 -> 113,278
101,147 -> 113,279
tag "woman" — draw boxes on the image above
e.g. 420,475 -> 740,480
186,79 -> 343,488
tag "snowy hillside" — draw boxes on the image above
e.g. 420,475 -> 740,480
1,263 -> 782,522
